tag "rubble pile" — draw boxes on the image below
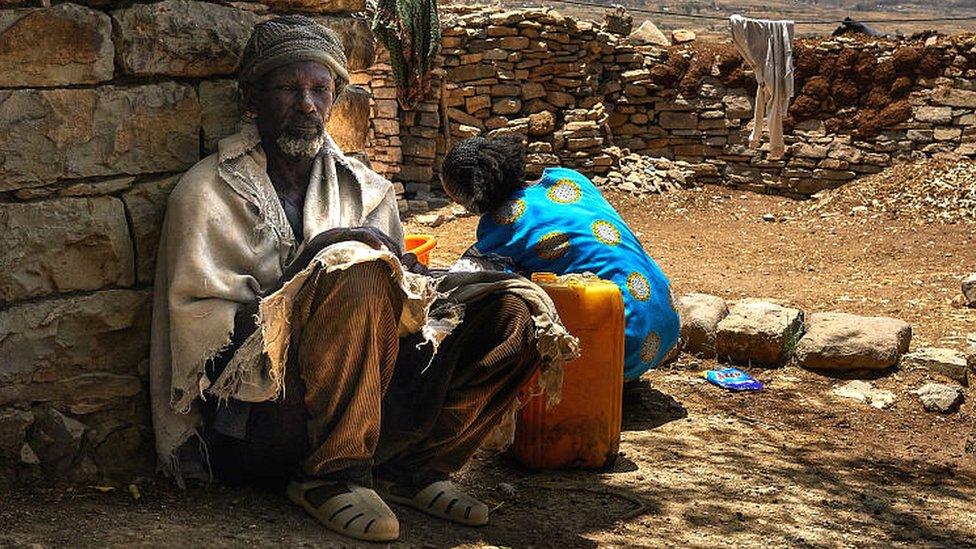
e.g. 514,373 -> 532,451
809,158 -> 976,223
596,153 -> 697,195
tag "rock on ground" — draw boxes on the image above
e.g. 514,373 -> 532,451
913,383 -> 965,413
676,293 -> 729,358
671,29 -> 696,43
832,380 -> 896,409
0,409 -> 34,461
901,347 -> 969,385
962,272 -> 976,307
794,312 -> 911,372
27,409 -> 87,473
715,299 -> 804,366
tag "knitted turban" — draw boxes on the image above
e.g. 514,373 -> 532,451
239,15 -> 350,89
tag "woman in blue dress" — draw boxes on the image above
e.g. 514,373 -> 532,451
440,136 -> 680,381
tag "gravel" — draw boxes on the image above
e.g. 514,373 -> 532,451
808,159 -> 976,224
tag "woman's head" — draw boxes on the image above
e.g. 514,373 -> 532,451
441,136 -> 527,214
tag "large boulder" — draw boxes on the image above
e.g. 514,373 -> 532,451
677,293 -> 729,358
112,0 -> 260,77
0,84 -> 200,192
315,16 -> 376,72
627,20 -> 670,47
794,312 -> 911,371
901,347 -> 969,385
0,197 -> 134,303
715,299 -> 804,366
0,4 -> 114,87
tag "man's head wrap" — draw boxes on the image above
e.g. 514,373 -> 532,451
239,15 -> 350,91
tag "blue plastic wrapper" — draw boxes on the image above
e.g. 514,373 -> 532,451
703,368 -> 763,391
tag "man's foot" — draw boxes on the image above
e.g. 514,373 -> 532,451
380,479 -> 489,526
287,480 -> 399,542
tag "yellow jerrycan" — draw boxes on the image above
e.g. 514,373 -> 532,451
511,273 -> 625,469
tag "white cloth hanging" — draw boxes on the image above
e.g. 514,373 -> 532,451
730,14 -> 795,159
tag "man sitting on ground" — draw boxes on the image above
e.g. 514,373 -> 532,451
149,15 -> 575,542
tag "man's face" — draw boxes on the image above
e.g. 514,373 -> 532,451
250,61 -> 335,158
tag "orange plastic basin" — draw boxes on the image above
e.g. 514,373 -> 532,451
404,234 -> 437,266
511,273 -> 625,470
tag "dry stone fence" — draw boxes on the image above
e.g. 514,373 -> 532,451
382,6 -> 976,206
0,0 -> 373,483
1,1 -> 974,482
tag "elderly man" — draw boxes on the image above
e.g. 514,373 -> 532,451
149,15 -> 575,542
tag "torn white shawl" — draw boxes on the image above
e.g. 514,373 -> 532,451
730,14 -> 795,159
150,124 -> 579,481
149,124 -> 404,478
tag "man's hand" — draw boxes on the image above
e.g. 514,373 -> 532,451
306,226 -> 403,257
281,227 -> 418,283
400,252 -> 428,275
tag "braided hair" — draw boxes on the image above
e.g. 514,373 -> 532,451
441,136 -> 527,215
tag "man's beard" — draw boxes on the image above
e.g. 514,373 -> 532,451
276,116 -> 326,158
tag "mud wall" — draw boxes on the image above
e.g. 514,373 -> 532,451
0,0 -> 372,483
379,7 -> 976,203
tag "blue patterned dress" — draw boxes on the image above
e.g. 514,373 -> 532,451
469,167 -> 680,381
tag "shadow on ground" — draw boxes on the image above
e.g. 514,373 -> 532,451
2,379 -> 974,547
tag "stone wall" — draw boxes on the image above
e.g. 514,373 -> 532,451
381,7 -> 976,203
2,1 -> 973,484
0,0 -> 371,483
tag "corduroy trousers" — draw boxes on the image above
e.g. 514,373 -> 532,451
208,262 -> 541,486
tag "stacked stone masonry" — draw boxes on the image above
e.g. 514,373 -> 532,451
2,1 -> 975,483
0,0 -> 371,483
375,7 -> 976,203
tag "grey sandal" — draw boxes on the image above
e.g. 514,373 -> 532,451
287,480 -> 400,542
382,479 -> 489,526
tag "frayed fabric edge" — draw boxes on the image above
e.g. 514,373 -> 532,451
170,330 -> 236,415
479,321 -> 580,453
159,428 -> 213,489
256,242 -> 442,403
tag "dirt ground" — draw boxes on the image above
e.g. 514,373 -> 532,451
3,188 -> 975,548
